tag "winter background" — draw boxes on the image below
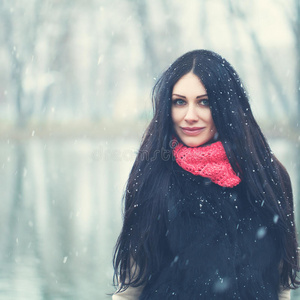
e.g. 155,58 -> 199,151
0,0 -> 299,299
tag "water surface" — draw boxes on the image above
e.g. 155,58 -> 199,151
0,137 -> 298,299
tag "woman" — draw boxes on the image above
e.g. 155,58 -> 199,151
112,50 -> 299,299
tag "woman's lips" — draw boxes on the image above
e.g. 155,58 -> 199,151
181,127 -> 205,136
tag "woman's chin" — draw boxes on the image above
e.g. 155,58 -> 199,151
181,138 -> 216,148
182,141 -> 203,148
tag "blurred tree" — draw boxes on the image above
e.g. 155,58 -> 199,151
295,0 -> 300,125
0,0 -> 298,130
0,2 -> 25,126
228,0 -> 292,120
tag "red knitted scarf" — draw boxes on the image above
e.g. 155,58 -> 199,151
173,141 -> 241,188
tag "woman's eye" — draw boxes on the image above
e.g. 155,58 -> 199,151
172,99 -> 186,106
199,99 -> 209,106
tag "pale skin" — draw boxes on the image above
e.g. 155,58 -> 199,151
171,72 -> 217,147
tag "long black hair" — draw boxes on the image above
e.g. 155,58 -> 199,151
113,49 -> 299,291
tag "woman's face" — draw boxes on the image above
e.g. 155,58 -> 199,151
171,72 -> 217,147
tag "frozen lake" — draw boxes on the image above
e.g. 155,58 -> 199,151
0,137 -> 299,299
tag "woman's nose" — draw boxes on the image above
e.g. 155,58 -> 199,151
184,105 -> 198,122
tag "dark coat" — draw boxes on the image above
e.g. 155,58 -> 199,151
139,162 -> 281,300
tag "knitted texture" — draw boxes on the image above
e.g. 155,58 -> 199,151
173,141 -> 241,188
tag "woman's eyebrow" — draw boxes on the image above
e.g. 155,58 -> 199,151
172,93 -> 208,98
